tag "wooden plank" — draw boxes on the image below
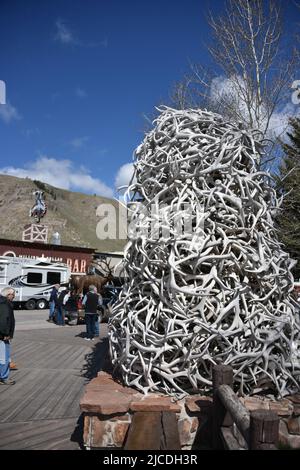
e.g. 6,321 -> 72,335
0,369 -> 58,422
56,346 -> 89,370
34,371 -> 80,420
25,343 -> 71,368
63,386 -> 87,417
0,419 -> 79,450
32,436 -> 80,450
44,343 -> 75,364
161,412 -> 181,450
0,368 -> 44,420
0,418 -> 77,448
124,412 -> 162,450
13,341 -> 37,356
249,410 -> 279,450
16,342 -> 51,363
50,375 -> 85,419
13,371 -> 73,421
0,367 -> 35,399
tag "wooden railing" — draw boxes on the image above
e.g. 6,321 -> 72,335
212,364 -> 279,450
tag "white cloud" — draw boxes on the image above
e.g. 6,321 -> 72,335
115,163 -> 135,192
210,75 -> 300,139
210,75 -> 254,125
69,136 -> 90,149
210,75 -> 239,102
54,19 -> 78,45
75,87 -> 87,98
54,20 -> 106,49
0,102 -> 21,124
268,103 -> 300,140
0,156 -> 113,198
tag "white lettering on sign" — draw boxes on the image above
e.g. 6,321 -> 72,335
80,259 -> 86,273
73,259 -> 79,272
66,258 -> 87,273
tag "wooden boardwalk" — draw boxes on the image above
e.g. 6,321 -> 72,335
0,320 -> 108,450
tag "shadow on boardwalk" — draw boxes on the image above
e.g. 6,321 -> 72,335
80,336 -> 110,380
70,335 -> 110,450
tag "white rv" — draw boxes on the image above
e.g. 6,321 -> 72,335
0,256 -> 71,309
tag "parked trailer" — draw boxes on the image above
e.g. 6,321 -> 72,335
0,255 -> 71,309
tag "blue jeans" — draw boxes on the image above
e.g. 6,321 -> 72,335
56,306 -> 65,325
94,315 -> 100,337
0,341 -> 10,380
85,314 -> 97,338
49,300 -> 56,319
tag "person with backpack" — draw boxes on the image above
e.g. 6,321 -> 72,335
82,285 -> 103,340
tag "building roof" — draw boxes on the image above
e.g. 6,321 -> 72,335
0,238 -> 95,254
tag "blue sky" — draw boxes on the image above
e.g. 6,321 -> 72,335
0,0 -> 299,198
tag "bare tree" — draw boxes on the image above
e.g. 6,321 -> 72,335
172,0 -> 298,144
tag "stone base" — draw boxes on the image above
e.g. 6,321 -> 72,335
80,371 -> 213,449
79,372 -> 300,449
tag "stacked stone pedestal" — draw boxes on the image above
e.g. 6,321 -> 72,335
80,372 -> 300,449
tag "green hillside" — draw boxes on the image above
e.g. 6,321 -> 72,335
0,174 -> 127,252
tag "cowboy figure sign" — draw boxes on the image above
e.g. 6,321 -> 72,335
30,191 -> 47,223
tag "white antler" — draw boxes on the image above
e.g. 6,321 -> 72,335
108,106 -> 300,398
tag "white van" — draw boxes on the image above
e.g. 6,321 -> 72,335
0,255 -> 71,309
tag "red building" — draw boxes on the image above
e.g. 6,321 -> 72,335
0,238 -> 95,275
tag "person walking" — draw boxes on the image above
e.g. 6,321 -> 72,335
0,288 -> 16,385
82,285 -> 102,340
48,284 -> 60,322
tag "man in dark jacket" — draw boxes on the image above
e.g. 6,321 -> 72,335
0,287 -> 16,385
48,284 -> 60,323
56,288 -> 69,326
82,285 -> 103,340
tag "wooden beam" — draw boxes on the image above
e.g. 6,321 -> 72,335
212,364 -> 234,449
218,384 -> 250,444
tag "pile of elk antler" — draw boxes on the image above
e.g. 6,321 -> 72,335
108,106 -> 300,398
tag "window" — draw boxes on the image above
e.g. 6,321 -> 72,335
47,272 -> 61,284
27,272 -> 43,284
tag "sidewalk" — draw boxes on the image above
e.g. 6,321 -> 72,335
0,319 -> 108,450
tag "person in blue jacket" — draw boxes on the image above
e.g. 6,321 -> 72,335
47,284 -> 60,322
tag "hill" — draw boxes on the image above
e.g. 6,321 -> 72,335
0,174 -> 127,252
